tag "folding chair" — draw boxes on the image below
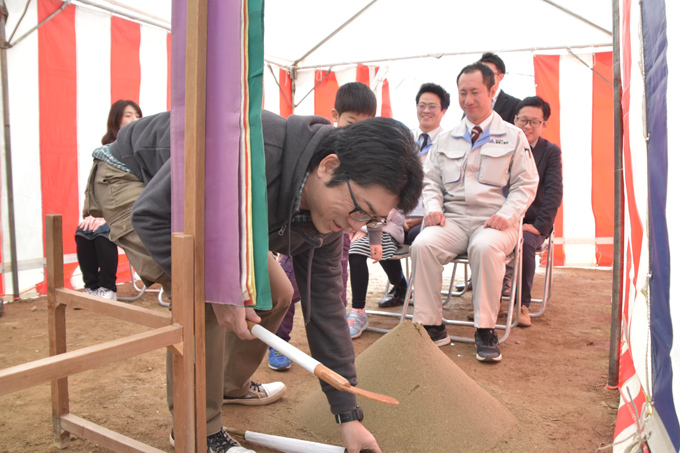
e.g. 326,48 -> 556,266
365,244 -> 412,334
391,220 -> 524,344
116,255 -> 170,307
528,230 -> 554,318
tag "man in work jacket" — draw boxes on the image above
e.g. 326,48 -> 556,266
410,62 -> 538,363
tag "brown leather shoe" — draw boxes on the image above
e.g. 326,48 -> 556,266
518,306 -> 532,327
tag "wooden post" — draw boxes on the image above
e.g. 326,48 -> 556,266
171,233 -> 196,452
46,214 -> 70,448
185,0 -> 208,446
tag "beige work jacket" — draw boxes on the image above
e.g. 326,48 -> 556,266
422,111 -> 539,225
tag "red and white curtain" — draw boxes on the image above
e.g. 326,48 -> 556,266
263,63 -> 392,120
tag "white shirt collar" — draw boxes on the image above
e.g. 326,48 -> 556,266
464,112 -> 493,133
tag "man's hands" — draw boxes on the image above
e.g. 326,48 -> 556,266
483,214 -> 510,231
403,218 -> 422,232
78,215 -> 106,232
523,223 -> 540,236
349,230 -> 367,243
340,421 -> 382,453
211,303 -> 261,340
423,212 -> 445,228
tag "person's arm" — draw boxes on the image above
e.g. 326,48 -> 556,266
531,144 -> 563,236
367,226 -> 383,262
495,133 -> 539,225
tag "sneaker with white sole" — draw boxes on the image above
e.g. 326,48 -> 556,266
170,427 -> 255,452
267,347 -> 291,371
424,324 -> 450,346
347,309 -> 369,339
475,328 -> 502,362
95,287 -> 117,301
223,381 -> 286,406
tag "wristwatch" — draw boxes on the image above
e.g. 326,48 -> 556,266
334,405 -> 364,424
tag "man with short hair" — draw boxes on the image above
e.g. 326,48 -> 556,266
410,62 -> 538,362
378,83 -> 450,309
414,82 -> 450,156
479,52 -> 521,124
128,110 -> 423,452
510,96 -> 563,327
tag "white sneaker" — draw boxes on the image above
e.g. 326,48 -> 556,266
95,288 -> 117,301
223,381 -> 286,406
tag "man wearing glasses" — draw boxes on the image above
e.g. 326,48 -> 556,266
509,96 -> 563,327
479,52 -> 521,124
410,62 -> 538,362
414,82 -> 450,157
127,110 -> 423,453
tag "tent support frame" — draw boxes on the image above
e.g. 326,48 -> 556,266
607,0 -> 622,389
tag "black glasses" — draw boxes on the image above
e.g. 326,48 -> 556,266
516,117 -> 546,128
345,179 -> 386,228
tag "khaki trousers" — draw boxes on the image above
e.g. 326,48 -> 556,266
410,215 -> 518,329
167,253 -> 293,435
86,160 -> 171,293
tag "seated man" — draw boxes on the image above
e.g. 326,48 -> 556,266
410,62 -> 538,362
128,111 -> 423,452
509,96 -> 563,327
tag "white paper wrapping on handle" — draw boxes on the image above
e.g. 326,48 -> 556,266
250,324 -> 320,374
244,430 -> 346,453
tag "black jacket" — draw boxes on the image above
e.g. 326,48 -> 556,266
494,89 -> 522,124
524,137 -> 563,236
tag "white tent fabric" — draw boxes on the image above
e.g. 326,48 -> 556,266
263,0 -> 612,68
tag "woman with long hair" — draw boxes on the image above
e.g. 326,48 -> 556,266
76,100 -> 142,300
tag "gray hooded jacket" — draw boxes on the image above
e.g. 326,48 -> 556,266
120,110 -> 358,414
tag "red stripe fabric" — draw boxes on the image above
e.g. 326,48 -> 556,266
38,0 -> 79,282
279,68 -> 293,118
533,55 -> 565,265
591,52 -> 615,266
110,16 -> 141,104
356,64 -> 370,86
381,79 -> 393,118
313,69 -> 339,121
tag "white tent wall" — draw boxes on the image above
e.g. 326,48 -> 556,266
2,0 -> 43,295
0,0 -> 170,298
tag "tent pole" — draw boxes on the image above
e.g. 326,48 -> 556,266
0,2 -> 20,304
291,0 -> 377,66
607,0 -> 622,389
542,0 -> 611,35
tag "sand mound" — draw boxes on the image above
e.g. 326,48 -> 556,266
295,321 -> 517,452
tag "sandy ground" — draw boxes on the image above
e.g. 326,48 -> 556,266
0,264 -> 618,452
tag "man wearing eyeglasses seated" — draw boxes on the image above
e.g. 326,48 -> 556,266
507,96 -> 563,327
410,62 -> 538,362
127,110 -> 423,453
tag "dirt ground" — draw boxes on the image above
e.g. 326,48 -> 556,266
0,264 -> 619,452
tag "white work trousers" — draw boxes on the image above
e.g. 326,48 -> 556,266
410,215 -> 518,328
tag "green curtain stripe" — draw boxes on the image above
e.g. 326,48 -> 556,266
246,0 -> 271,309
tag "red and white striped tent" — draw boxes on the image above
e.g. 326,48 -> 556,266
2,0 -> 677,449
1,0 -> 171,298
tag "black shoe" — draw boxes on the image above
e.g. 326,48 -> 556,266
455,278 -> 473,292
170,427 -> 255,452
474,329 -> 502,362
378,281 -> 407,308
424,324 -> 450,346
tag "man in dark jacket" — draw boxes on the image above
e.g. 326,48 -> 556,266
103,110 -> 422,452
479,52 -> 522,124
510,96 -> 563,327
